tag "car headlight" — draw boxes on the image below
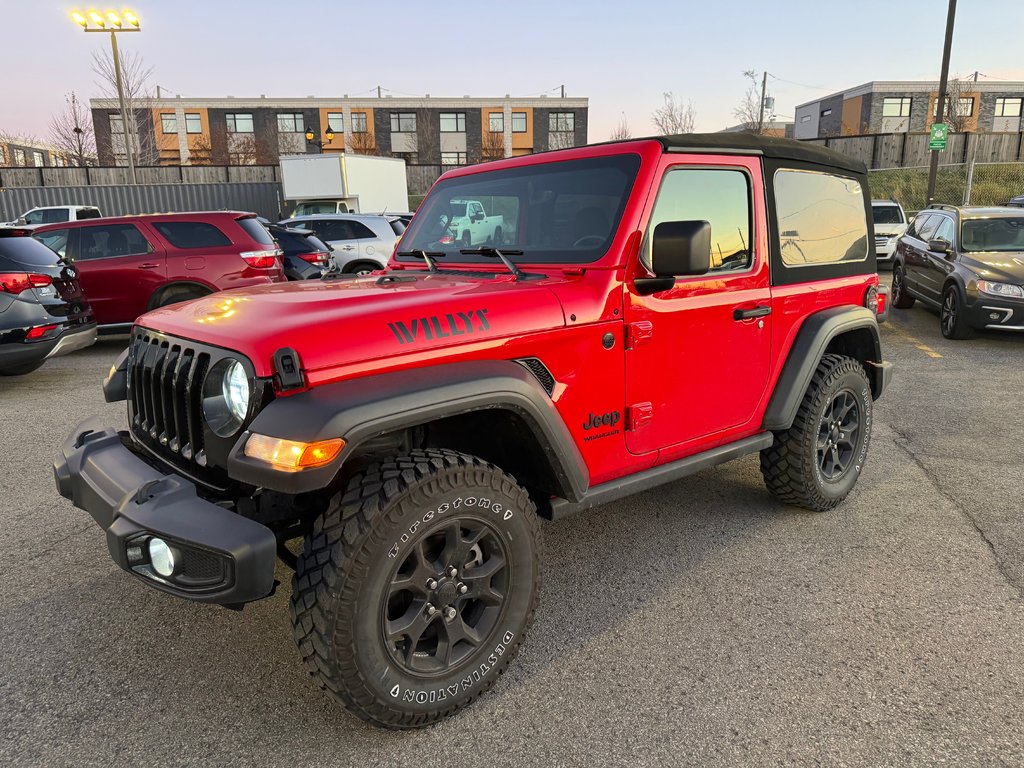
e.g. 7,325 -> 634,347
202,358 -> 251,437
977,280 -> 1024,299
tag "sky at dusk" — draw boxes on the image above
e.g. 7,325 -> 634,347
4,0 -> 1024,142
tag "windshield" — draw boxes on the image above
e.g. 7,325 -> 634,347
872,205 -> 904,225
962,217 -> 1024,252
398,154 -> 642,265
295,202 -> 341,216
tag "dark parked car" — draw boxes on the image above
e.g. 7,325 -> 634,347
1007,194 -> 1024,208
0,227 -> 96,376
891,204 -> 1024,339
33,212 -> 286,329
259,220 -> 331,280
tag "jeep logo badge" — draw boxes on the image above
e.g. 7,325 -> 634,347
583,411 -> 620,431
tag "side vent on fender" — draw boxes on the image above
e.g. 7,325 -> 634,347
514,357 -> 556,396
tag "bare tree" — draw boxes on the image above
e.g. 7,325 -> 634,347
610,114 -> 632,140
651,93 -> 696,135
0,130 -> 42,167
49,92 -> 95,166
347,130 -> 380,155
188,134 -> 213,165
733,70 -> 775,134
227,133 -> 258,165
479,128 -> 505,162
940,77 -> 974,133
91,47 -> 159,165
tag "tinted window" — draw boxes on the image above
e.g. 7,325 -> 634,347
304,220 -> 375,241
237,217 -> 276,245
349,221 -> 377,239
931,216 -> 955,245
24,209 -> 69,225
775,170 -> 868,266
33,229 -> 71,259
78,208 -> 102,220
78,224 -> 152,260
389,219 -> 406,236
872,205 -> 904,225
0,236 -> 62,267
305,235 -> 330,253
399,154 -> 641,265
914,214 -> 940,242
153,221 -> 231,249
961,217 -> 1024,252
643,168 -> 752,273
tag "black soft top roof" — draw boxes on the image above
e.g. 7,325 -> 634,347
639,133 -> 866,175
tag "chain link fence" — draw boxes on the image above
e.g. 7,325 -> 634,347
868,162 -> 1024,214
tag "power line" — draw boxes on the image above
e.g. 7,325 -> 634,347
767,73 -> 834,92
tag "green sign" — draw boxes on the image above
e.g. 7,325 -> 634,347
929,122 -> 949,151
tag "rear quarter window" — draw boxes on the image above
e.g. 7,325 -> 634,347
0,236 -> 62,267
775,169 -> 869,266
237,217 -> 277,246
153,221 -> 232,249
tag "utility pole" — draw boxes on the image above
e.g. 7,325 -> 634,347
377,85 -> 382,98
926,0 -> 958,206
560,84 -> 565,98
757,71 -> 768,134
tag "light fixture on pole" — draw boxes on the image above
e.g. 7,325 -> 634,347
72,9 -> 141,184
305,127 -> 336,151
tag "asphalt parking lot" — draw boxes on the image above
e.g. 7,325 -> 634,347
2,304 -> 1023,767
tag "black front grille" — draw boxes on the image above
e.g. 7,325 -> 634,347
129,332 -> 211,467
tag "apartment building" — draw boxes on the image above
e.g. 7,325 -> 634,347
794,80 -> 1024,139
90,95 -> 589,167
0,138 -> 86,168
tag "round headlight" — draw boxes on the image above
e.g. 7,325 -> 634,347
148,537 -> 176,577
202,358 -> 251,437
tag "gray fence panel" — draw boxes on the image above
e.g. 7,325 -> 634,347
823,136 -> 874,167
0,182 -> 283,221
874,134 -> 905,169
406,164 -> 443,196
972,133 -> 1021,162
0,165 -> 280,188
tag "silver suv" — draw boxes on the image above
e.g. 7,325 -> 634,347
279,214 -> 404,275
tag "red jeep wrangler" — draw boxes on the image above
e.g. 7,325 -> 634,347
55,134 -> 890,729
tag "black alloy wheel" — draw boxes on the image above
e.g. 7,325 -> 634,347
940,285 -> 974,339
816,390 -> 861,481
891,266 -> 915,308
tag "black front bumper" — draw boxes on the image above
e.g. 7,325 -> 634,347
54,423 -> 277,605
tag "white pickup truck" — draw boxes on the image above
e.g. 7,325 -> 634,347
6,205 -> 103,228
445,199 -> 504,247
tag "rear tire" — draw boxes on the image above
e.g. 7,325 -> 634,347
940,283 -> 975,340
289,449 -> 542,729
760,354 -> 873,512
343,260 -> 380,276
0,360 -> 45,376
461,231 -> 472,248
891,265 -> 915,308
492,227 -> 503,246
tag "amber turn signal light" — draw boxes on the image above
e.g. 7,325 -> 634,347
244,434 -> 345,471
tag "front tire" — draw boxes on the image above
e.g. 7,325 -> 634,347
343,260 -> 381,277
891,265 -> 915,308
941,284 -> 975,340
760,354 -> 873,512
290,449 -> 541,729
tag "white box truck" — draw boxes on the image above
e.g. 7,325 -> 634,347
279,154 -> 409,217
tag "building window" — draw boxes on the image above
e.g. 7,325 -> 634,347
351,111 -> 368,133
32,151 -> 45,167
549,112 -> 575,132
934,97 -> 975,117
109,114 -> 124,133
489,112 -> 504,132
441,151 -> 467,166
390,112 -> 417,132
995,97 -> 1023,117
327,112 -> 343,132
392,151 -> 418,164
277,113 -> 304,133
439,112 -> 466,132
226,113 -> 254,133
13,148 -> 26,166
161,113 -> 177,133
800,114 -> 812,123
820,108 -> 832,117
185,113 -> 202,134
512,112 -> 527,133
881,97 -> 912,118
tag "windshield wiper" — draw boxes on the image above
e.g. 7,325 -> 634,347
459,247 -> 537,281
397,249 -> 446,273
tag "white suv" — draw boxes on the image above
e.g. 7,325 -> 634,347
872,199 -> 907,265
279,214 -> 404,275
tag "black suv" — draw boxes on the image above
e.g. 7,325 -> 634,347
891,204 -> 1024,339
0,228 -> 96,375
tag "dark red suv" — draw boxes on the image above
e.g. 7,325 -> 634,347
33,212 -> 285,328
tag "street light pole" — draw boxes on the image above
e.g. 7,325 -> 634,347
926,0 -> 957,206
73,10 -> 141,184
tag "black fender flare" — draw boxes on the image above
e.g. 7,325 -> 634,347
762,306 -> 886,432
226,360 -> 589,499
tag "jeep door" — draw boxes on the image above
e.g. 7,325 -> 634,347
624,156 -> 772,457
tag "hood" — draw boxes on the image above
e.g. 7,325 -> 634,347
961,252 -> 1024,284
138,271 -> 567,377
876,224 -> 907,238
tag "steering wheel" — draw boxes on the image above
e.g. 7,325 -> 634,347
572,235 -> 605,248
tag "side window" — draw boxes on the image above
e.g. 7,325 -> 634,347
35,229 -> 71,259
347,221 -> 377,239
307,220 -> 351,241
775,169 -> 868,265
643,168 -> 752,273
78,208 -> 102,220
78,224 -> 152,261
914,214 -> 940,242
932,216 -> 955,245
152,221 -> 231,249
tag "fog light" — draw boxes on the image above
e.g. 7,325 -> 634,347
148,537 -> 176,577
990,312 -> 1001,321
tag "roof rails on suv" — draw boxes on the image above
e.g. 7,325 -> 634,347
927,203 -> 961,214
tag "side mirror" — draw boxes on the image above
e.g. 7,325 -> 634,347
15,217 -> 27,226
928,238 -> 952,255
636,220 -> 712,296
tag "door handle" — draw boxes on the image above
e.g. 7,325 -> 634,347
734,305 -> 771,320
341,245 -> 356,251
138,263 -> 160,269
